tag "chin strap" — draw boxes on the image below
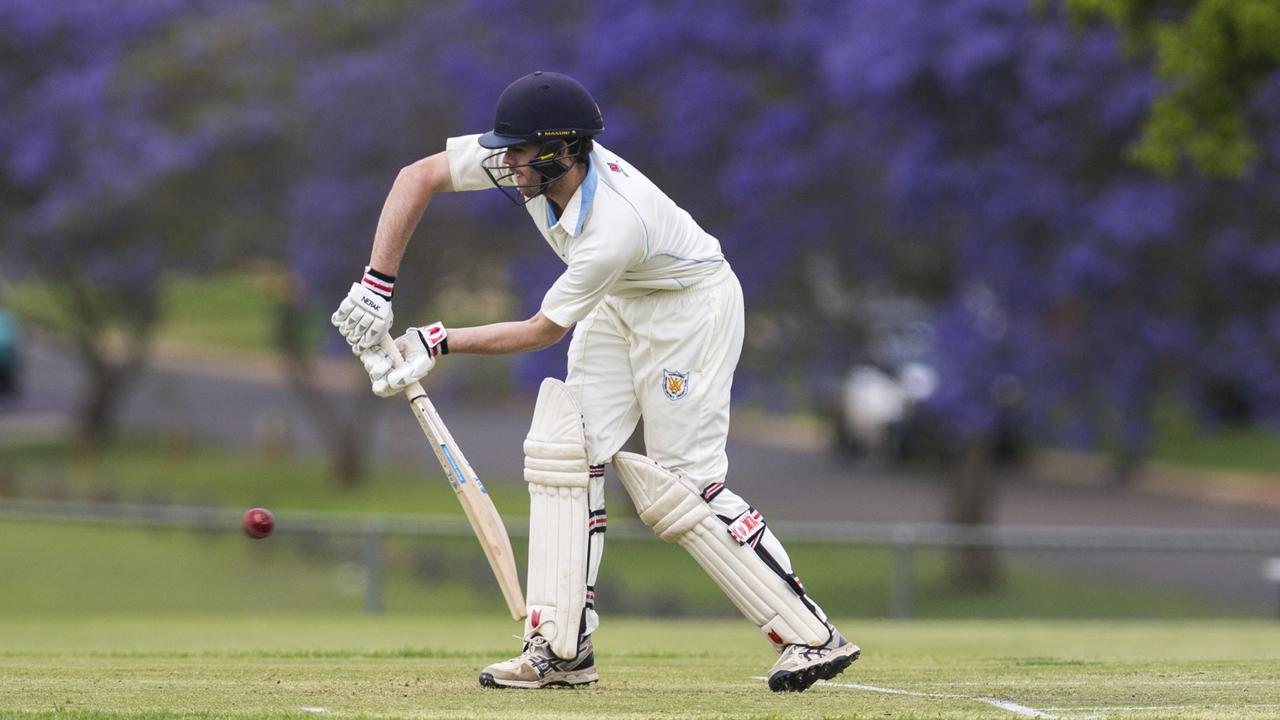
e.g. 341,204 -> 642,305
481,140 -> 583,206
529,139 -> 576,181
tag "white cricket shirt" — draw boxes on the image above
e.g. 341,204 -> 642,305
446,134 -> 726,328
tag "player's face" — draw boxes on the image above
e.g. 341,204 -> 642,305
504,142 -> 543,197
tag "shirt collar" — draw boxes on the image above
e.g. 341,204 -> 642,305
544,158 -> 598,238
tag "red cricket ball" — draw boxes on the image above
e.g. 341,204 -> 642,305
242,507 -> 274,539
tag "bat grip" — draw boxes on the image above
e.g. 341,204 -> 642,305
379,334 -> 428,399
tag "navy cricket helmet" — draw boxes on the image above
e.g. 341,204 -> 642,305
478,71 -> 604,149
479,71 -> 604,205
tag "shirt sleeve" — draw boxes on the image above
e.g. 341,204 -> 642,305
445,134 -> 504,192
540,221 -> 646,328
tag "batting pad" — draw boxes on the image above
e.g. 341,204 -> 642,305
613,452 -> 831,648
523,378 -> 590,660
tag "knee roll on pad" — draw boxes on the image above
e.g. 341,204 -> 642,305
612,452 -> 831,648
524,378 -> 591,660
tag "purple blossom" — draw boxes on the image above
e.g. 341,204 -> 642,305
6,0 -> 1277,449
1092,181 -> 1182,249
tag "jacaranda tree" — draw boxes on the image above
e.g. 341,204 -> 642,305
255,1 -> 535,486
0,1 -> 272,449
283,0 -> 1280,589
814,0 -> 1280,586
13,0 -> 1274,589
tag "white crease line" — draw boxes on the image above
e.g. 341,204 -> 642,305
934,679 -> 1271,688
983,697 -> 1060,719
753,677 -> 1067,720
824,682 -> 1061,719
1045,703 -> 1280,713
299,708 -> 327,714
756,674 -> 1278,718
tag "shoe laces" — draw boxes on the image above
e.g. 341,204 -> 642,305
783,644 -> 830,662
513,633 -> 554,660
513,632 -> 595,662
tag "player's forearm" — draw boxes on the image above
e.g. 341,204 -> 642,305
368,154 -> 452,276
446,315 -> 568,355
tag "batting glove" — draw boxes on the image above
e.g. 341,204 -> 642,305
358,345 -> 399,398
382,322 -> 448,394
331,266 -> 396,351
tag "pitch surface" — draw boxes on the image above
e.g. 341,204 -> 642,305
2,616 -> 1277,719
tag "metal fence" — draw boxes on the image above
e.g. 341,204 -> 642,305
4,498 -> 1280,618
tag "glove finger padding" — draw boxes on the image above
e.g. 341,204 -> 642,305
335,281 -> 393,350
386,330 -> 436,390
350,314 -> 375,344
360,321 -> 387,350
360,347 -> 393,377
330,297 -> 355,327
359,347 -> 400,397
387,353 -> 435,390
372,375 -> 399,398
338,308 -> 364,341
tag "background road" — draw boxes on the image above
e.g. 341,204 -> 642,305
2,340 -> 1277,611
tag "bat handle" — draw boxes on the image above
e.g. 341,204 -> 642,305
379,333 -> 428,399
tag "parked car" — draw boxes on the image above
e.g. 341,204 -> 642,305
0,309 -> 21,396
832,360 -> 940,461
832,359 -> 1025,466
829,293 -> 1024,465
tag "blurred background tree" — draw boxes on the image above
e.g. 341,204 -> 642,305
0,1 -> 276,450
1069,0 -> 1280,177
818,0 -> 1280,588
322,0 -> 1276,589
256,1 -> 529,487
2,0 -> 1277,588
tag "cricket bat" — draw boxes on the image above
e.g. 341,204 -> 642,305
380,335 -> 526,621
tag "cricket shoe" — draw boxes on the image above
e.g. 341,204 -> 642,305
478,633 -> 598,689
767,631 -> 860,692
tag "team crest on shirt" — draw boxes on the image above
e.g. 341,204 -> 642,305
662,369 -> 690,400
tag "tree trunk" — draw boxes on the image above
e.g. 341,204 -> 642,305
1108,442 -> 1143,488
1108,390 -> 1153,488
72,347 -> 151,454
330,423 -> 366,490
945,435 -> 1002,591
61,265 -> 156,455
277,296 -> 372,489
75,363 -> 123,451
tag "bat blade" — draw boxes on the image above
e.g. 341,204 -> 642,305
381,336 -> 527,620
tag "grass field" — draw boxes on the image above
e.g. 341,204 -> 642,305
0,436 -> 1240,620
0,521 -> 1227,620
2,615 -> 1277,719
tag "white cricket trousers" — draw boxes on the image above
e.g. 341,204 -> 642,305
564,265 -> 829,640
567,263 -> 742,478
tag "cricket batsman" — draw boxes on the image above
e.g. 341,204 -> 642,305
331,71 -> 860,692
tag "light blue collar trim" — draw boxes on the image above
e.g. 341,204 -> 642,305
572,159 -> 598,237
546,159 -> 598,237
